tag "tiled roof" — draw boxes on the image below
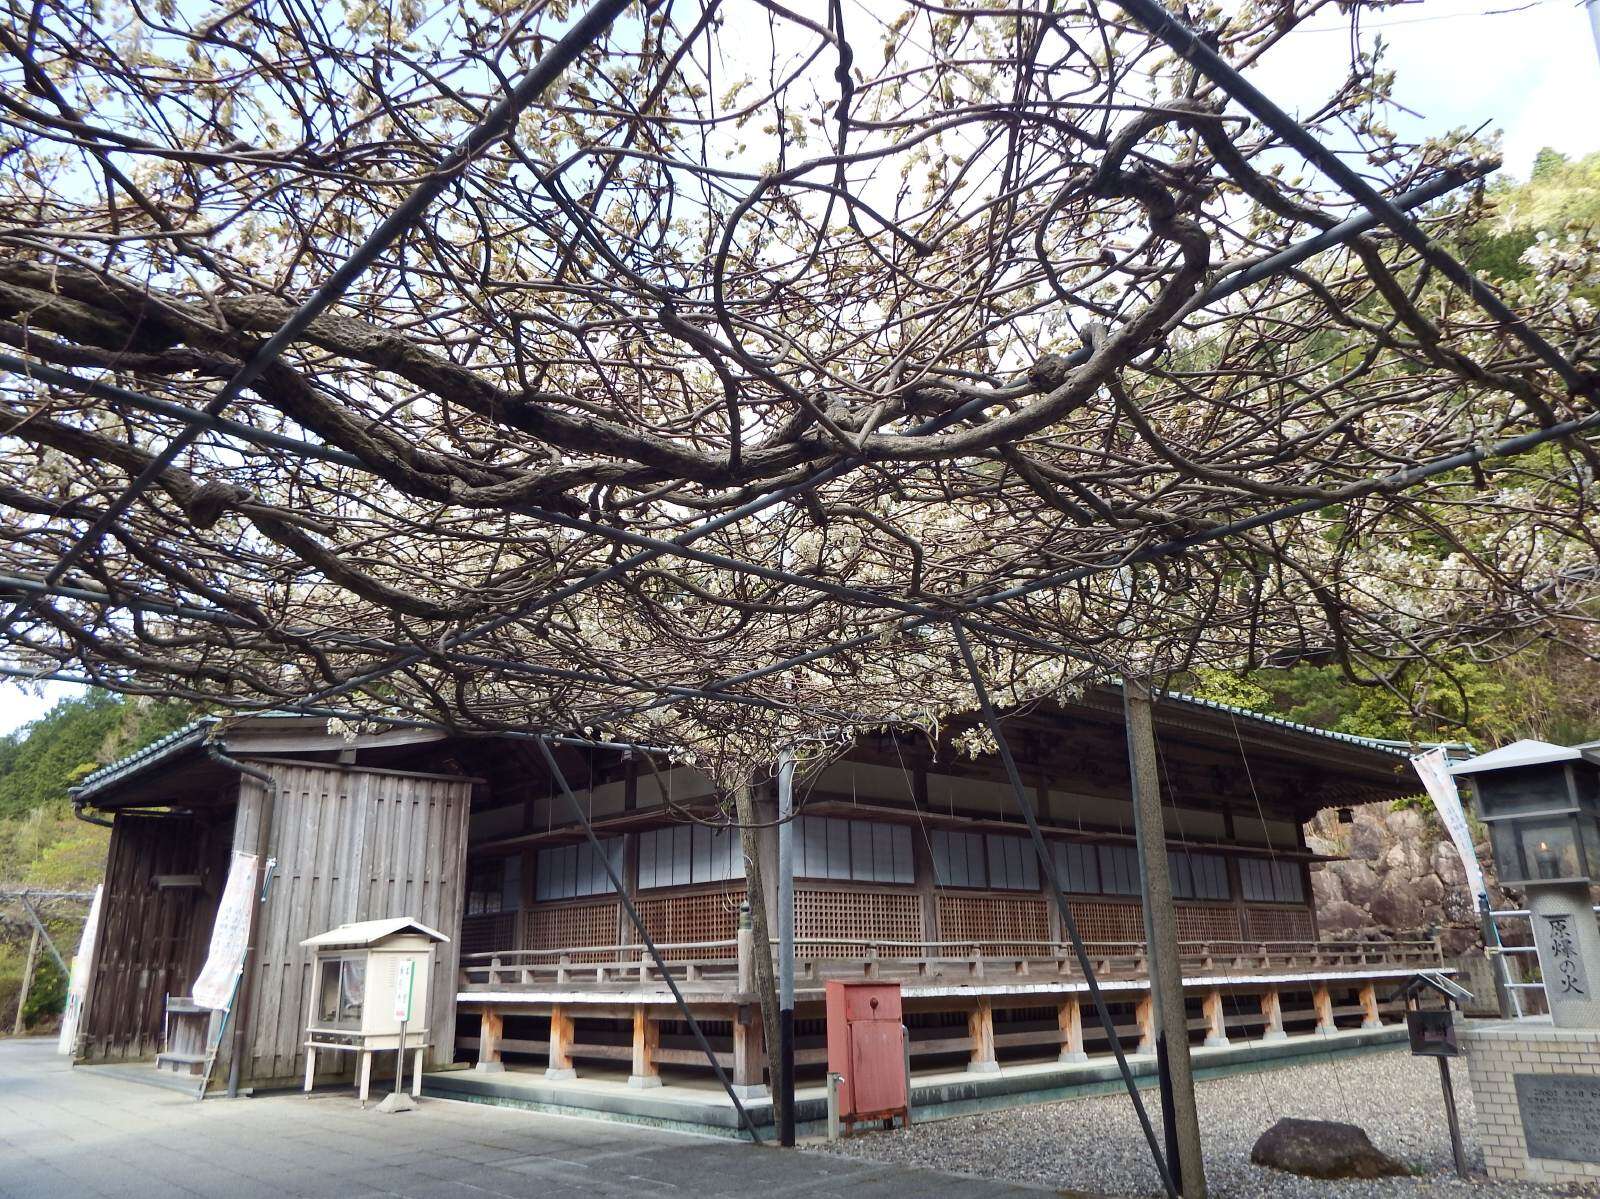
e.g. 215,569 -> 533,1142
1159,690 -> 1417,757
69,718 -> 216,799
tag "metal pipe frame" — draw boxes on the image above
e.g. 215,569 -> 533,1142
532,736 -> 764,1142
951,620 -> 1178,1199
0,0 -> 637,638
0,572 -> 861,723
1112,0 -> 1595,399
603,397 -> 1600,728
0,663 -> 681,760
1,172 -> 1474,721
2,13 -> 1595,1182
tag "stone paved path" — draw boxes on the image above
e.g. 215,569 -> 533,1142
0,1038 -> 1049,1198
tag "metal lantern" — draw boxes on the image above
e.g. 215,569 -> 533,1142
1451,740 -> 1600,887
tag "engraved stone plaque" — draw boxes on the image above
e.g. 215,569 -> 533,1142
1515,1073 -> 1600,1163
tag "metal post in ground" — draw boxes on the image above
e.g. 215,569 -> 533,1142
951,623 -> 1178,1199
1124,681 -> 1207,1199
12,924 -> 40,1035
1438,1056 -> 1469,1179
777,750 -> 797,1147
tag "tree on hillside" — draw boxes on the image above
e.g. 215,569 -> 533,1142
0,692 -> 192,821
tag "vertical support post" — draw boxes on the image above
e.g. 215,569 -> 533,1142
1438,1055 -> 1469,1179
776,750 -> 797,1146
1260,988 -> 1286,1042
950,623 -> 1178,1199
1125,681 -> 1207,1199
476,1007 -> 504,1072
1359,982 -> 1382,1028
1479,898 -> 1517,1020
732,779 -> 782,1116
967,999 -> 999,1073
12,924 -> 40,1036
1313,984 -> 1335,1034
1136,994 -> 1157,1055
546,1005 -> 576,1079
532,737 -> 762,1141
732,1004 -> 767,1098
629,1005 -> 661,1089
1202,989 -> 1228,1047
1058,995 -> 1087,1062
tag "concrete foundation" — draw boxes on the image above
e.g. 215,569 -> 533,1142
424,1024 -> 1407,1138
1460,1019 -> 1600,1188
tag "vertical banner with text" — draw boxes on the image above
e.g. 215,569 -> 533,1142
1412,747 -> 1487,904
193,851 -> 260,1011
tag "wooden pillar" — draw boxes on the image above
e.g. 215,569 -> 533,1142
476,1007 -> 505,1073
1135,993 -> 1156,1055
1359,981 -> 1382,1028
967,998 -> 999,1073
11,924 -> 40,1036
1057,995 -> 1087,1063
1313,983 -> 1336,1034
1260,987 -> 1286,1042
732,1003 -> 768,1097
1202,988 -> 1228,1047
546,1004 -> 576,1079
629,1005 -> 661,1089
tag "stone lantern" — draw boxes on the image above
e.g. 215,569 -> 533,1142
1451,740 -> 1600,1029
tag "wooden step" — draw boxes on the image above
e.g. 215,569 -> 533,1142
156,1051 -> 208,1067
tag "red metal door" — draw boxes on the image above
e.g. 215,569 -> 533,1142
848,1020 -> 905,1117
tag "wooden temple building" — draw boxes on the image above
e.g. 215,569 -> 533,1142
67,689 -> 1439,1109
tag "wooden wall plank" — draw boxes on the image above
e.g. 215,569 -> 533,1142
236,761 -> 472,1089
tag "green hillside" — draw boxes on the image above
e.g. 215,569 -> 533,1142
1,691 -> 192,1032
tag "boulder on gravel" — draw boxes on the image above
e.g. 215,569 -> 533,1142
1249,1118 -> 1409,1180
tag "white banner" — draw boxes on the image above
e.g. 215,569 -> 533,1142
192,851 -> 259,1011
57,884 -> 103,1056
1412,746 -> 1488,904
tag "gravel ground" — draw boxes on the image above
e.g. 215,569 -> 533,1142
808,1048 -> 1599,1198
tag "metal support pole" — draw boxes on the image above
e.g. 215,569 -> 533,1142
1125,681 -> 1207,1199
1438,1056 -> 1469,1180
17,896 -> 68,977
12,924 -> 40,1035
951,623 -> 1178,1199
1479,897 -> 1517,1020
777,751 -> 797,1147
533,737 -> 763,1142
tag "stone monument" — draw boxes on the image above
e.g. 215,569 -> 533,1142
1450,740 -> 1600,1187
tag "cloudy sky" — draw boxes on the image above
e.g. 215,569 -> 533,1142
2,0 -> 1595,739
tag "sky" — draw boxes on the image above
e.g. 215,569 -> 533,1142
1,0 -> 1595,741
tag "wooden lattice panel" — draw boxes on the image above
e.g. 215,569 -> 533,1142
1244,906 -> 1315,942
634,887 -> 743,960
1174,904 -> 1243,942
796,888 -> 925,957
459,911 -> 517,956
937,893 -> 1050,954
1066,899 -> 1145,944
523,899 -> 619,962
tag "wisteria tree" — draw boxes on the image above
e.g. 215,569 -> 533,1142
0,0 -> 1596,785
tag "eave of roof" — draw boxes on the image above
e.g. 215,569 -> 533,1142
1156,690 -> 1416,758
70,689 -> 1423,806
70,718 -> 218,801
